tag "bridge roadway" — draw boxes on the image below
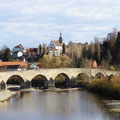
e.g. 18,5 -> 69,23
0,68 -> 119,89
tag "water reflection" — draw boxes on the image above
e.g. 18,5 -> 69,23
0,101 -> 8,108
0,90 -> 120,120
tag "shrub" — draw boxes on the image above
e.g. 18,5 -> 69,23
109,66 -> 116,71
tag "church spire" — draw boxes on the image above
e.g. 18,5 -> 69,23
60,32 -> 62,38
59,32 -> 63,44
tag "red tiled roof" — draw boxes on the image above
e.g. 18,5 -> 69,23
0,62 -> 28,67
52,40 -> 62,46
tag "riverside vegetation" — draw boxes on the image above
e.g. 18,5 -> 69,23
75,74 -> 120,113
78,75 -> 120,99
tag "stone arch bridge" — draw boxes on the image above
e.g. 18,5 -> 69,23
0,68 -> 119,89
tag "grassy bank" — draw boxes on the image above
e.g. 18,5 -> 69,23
80,76 -> 120,99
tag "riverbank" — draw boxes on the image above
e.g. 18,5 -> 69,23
0,88 -> 81,102
20,87 -> 81,92
0,90 -> 16,102
103,100 -> 120,114
54,88 -> 81,92
81,76 -> 120,99
79,75 -> 120,113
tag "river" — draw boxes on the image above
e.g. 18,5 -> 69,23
0,89 -> 120,120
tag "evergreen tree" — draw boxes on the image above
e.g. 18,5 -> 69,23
94,39 -> 101,63
62,43 -> 66,54
38,44 -> 42,56
0,51 -> 3,60
116,32 -> 120,48
89,42 -> 95,59
3,48 -> 12,61
75,57 -> 84,68
96,42 -> 101,62
107,49 -> 113,65
115,32 -> 120,64
82,43 -> 89,58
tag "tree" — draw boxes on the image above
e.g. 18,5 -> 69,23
106,49 -> 113,65
94,38 -> 101,63
115,31 -> 120,64
75,57 -> 84,68
0,51 -> 3,60
97,42 -> 101,62
82,42 -> 89,58
43,44 -> 47,55
38,44 -> 42,56
4,48 -> 12,61
3,48 -> 12,61
116,32 -> 120,48
37,54 -> 72,68
108,28 -> 117,49
89,42 -> 95,59
62,43 -> 66,54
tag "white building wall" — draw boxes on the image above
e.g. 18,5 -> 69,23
50,50 -> 61,57
12,47 -> 24,58
48,40 -> 62,57
56,46 -> 62,50
13,48 -> 23,53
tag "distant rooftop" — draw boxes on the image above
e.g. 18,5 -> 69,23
15,44 -> 24,49
0,62 -> 28,67
52,40 -> 62,46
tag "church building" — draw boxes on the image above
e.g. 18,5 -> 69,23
48,33 -> 64,56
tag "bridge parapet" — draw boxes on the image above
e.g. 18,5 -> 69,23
0,68 -> 119,84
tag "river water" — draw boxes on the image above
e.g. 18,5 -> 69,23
0,89 -> 120,120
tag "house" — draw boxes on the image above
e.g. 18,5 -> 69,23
0,62 -> 28,71
26,48 -> 38,56
48,33 -> 64,56
12,44 -> 26,59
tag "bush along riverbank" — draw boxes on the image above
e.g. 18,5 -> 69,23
78,76 -> 120,113
79,75 -> 120,99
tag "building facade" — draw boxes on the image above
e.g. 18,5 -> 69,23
12,44 -> 26,59
48,33 -> 64,56
0,62 -> 28,71
26,48 -> 38,56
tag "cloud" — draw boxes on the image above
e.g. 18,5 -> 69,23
0,0 -> 120,49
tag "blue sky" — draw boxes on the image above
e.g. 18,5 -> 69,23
0,0 -> 120,49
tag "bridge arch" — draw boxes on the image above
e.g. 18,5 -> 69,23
76,73 -> 90,81
107,74 -> 115,80
108,74 -> 115,77
54,73 -> 70,88
73,73 -> 89,87
7,75 -> 25,85
94,72 -> 105,79
31,74 -> 48,88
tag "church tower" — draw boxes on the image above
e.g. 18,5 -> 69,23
59,32 -> 63,44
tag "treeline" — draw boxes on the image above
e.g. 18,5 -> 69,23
65,28 -> 120,69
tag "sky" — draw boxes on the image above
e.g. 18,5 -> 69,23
0,0 -> 120,49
